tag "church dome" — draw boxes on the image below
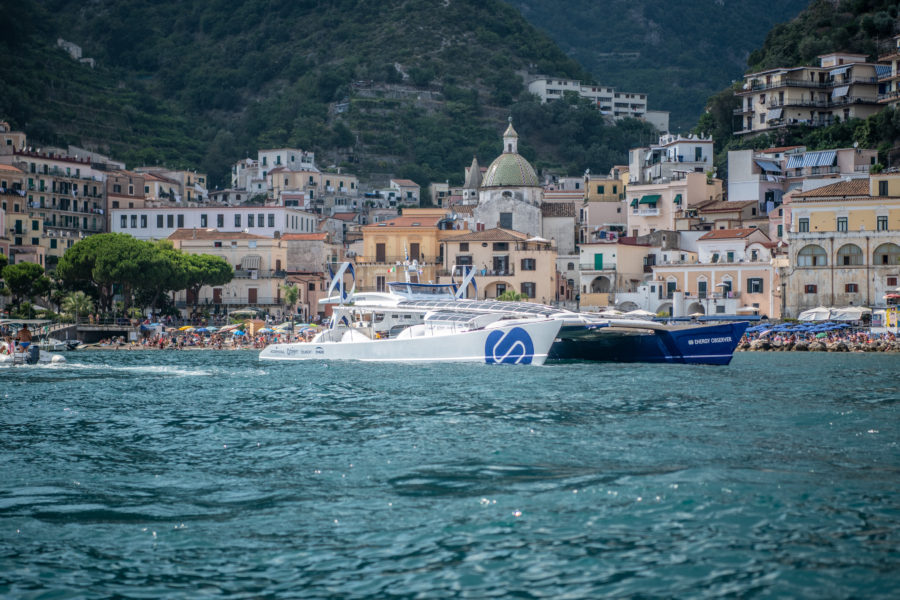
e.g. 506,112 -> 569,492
482,152 -> 540,188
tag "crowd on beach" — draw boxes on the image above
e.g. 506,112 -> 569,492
739,322 -> 899,352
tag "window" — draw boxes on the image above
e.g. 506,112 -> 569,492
837,244 -> 863,266
798,218 -> 809,232
120,215 -> 127,228
456,255 -> 473,266
493,242 -> 508,251
521,258 -> 536,271
751,250 -> 758,261
167,215 -> 174,228
879,180 -> 888,196
798,244 -> 827,266
214,241 -> 222,248
836,217 -> 848,232
130,215 -> 137,228
805,284 -> 818,293
888,276 -> 898,287
50,239 -> 57,249
747,278 -> 763,294
877,216 -> 888,231
597,185 -> 604,194
200,214 -> 207,227
268,214 -> 275,228
698,280 -> 707,299
521,282 -> 536,298
777,224 -> 783,238
248,214 -> 255,227
248,241 -> 257,249
140,215 -> 147,228
31,220 -> 39,231
711,253 -> 719,263
459,243 -> 469,252
376,243 -> 386,263
217,214 -> 224,227
235,214 -> 241,227
177,214 -> 184,228
695,147 -> 702,161
726,251 -> 734,263
845,283 -> 859,293
499,212 -> 513,229
157,214 -> 163,227
874,243 -> 900,265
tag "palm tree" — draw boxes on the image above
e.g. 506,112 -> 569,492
282,283 -> 300,331
62,291 -> 94,323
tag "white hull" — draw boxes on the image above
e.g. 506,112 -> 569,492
0,347 -> 66,364
260,318 -> 562,365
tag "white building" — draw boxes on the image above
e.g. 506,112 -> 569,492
629,134 -> 715,185
110,205 -> 318,240
527,76 -> 668,131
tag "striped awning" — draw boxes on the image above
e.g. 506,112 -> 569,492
639,194 -> 661,205
788,151 -> 836,169
767,108 -> 783,120
831,85 -> 849,98
830,66 -> 850,77
241,255 -> 261,270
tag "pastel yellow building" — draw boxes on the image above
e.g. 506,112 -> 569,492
787,176 -> 900,315
438,228 -> 557,301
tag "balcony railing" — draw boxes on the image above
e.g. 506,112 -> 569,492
579,263 -> 616,271
232,269 -> 287,279
437,268 -> 515,277
632,208 -> 660,216
356,256 -> 438,265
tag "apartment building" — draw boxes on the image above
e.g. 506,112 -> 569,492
110,205 -> 318,240
626,172 -> 723,237
878,35 -> 900,108
735,52 -> 884,136
527,77 -> 668,131
438,228 -> 557,302
785,174 -> 900,315
628,134 -> 714,185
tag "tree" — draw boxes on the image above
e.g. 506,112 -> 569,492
91,235 -> 156,311
0,252 -> 7,272
282,283 -> 299,327
182,254 -> 233,313
1,261 -> 50,306
61,291 -> 94,322
497,289 -> 528,301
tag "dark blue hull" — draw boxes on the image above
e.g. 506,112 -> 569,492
549,322 -> 749,366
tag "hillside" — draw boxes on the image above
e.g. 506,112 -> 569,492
694,0 -> 900,178
1,0 -> 661,190
508,0 -> 810,132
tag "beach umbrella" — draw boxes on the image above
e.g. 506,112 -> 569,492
195,327 -> 209,333
178,325 -> 194,331
258,328 -> 274,333
816,332 -> 828,338
233,330 -> 246,336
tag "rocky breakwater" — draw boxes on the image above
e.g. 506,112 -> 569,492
738,337 -> 900,353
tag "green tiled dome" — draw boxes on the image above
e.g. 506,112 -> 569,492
482,152 -> 540,188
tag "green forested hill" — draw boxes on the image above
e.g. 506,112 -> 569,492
1,0 -> 660,189
507,0 -> 811,133
694,0 -> 900,178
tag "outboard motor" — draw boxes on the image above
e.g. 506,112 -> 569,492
26,345 -> 41,364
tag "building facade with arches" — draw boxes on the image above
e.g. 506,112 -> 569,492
786,175 -> 900,315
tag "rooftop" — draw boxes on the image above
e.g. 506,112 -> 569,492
698,228 -> 767,241
446,227 -> 533,243
168,228 -> 268,241
794,179 -> 870,199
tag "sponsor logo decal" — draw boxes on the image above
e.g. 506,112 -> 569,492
484,327 -> 534,365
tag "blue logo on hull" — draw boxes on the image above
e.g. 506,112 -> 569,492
485,327 -> 534,364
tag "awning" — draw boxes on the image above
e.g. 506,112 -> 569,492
241,255 -> 261,270
639,194 -> 661,205
767,108 -> 783,120
786,155 -> 803,169
755,160 -> 782,173
830,66 -> 850,77
831,85 -> 849,98
630,198 -> 639,208
673,194 -> 682,204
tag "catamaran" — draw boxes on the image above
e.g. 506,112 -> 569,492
277,261 -> 748,366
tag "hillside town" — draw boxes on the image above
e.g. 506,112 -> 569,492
2,47 -> 900,331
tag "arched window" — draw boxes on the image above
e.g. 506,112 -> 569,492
798,244 -> 827,266
567,262 -> 575,271
836,243 -> 863,266
874,243 -> 900,266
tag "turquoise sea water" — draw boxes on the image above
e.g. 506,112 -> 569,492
1,351 -> 898,598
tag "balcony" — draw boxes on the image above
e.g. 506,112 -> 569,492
579,263 -> 616,272
437,267 -> 515,277
232,269 -> 286,279
632,208 -> 660,216
356,256 -> 437,265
